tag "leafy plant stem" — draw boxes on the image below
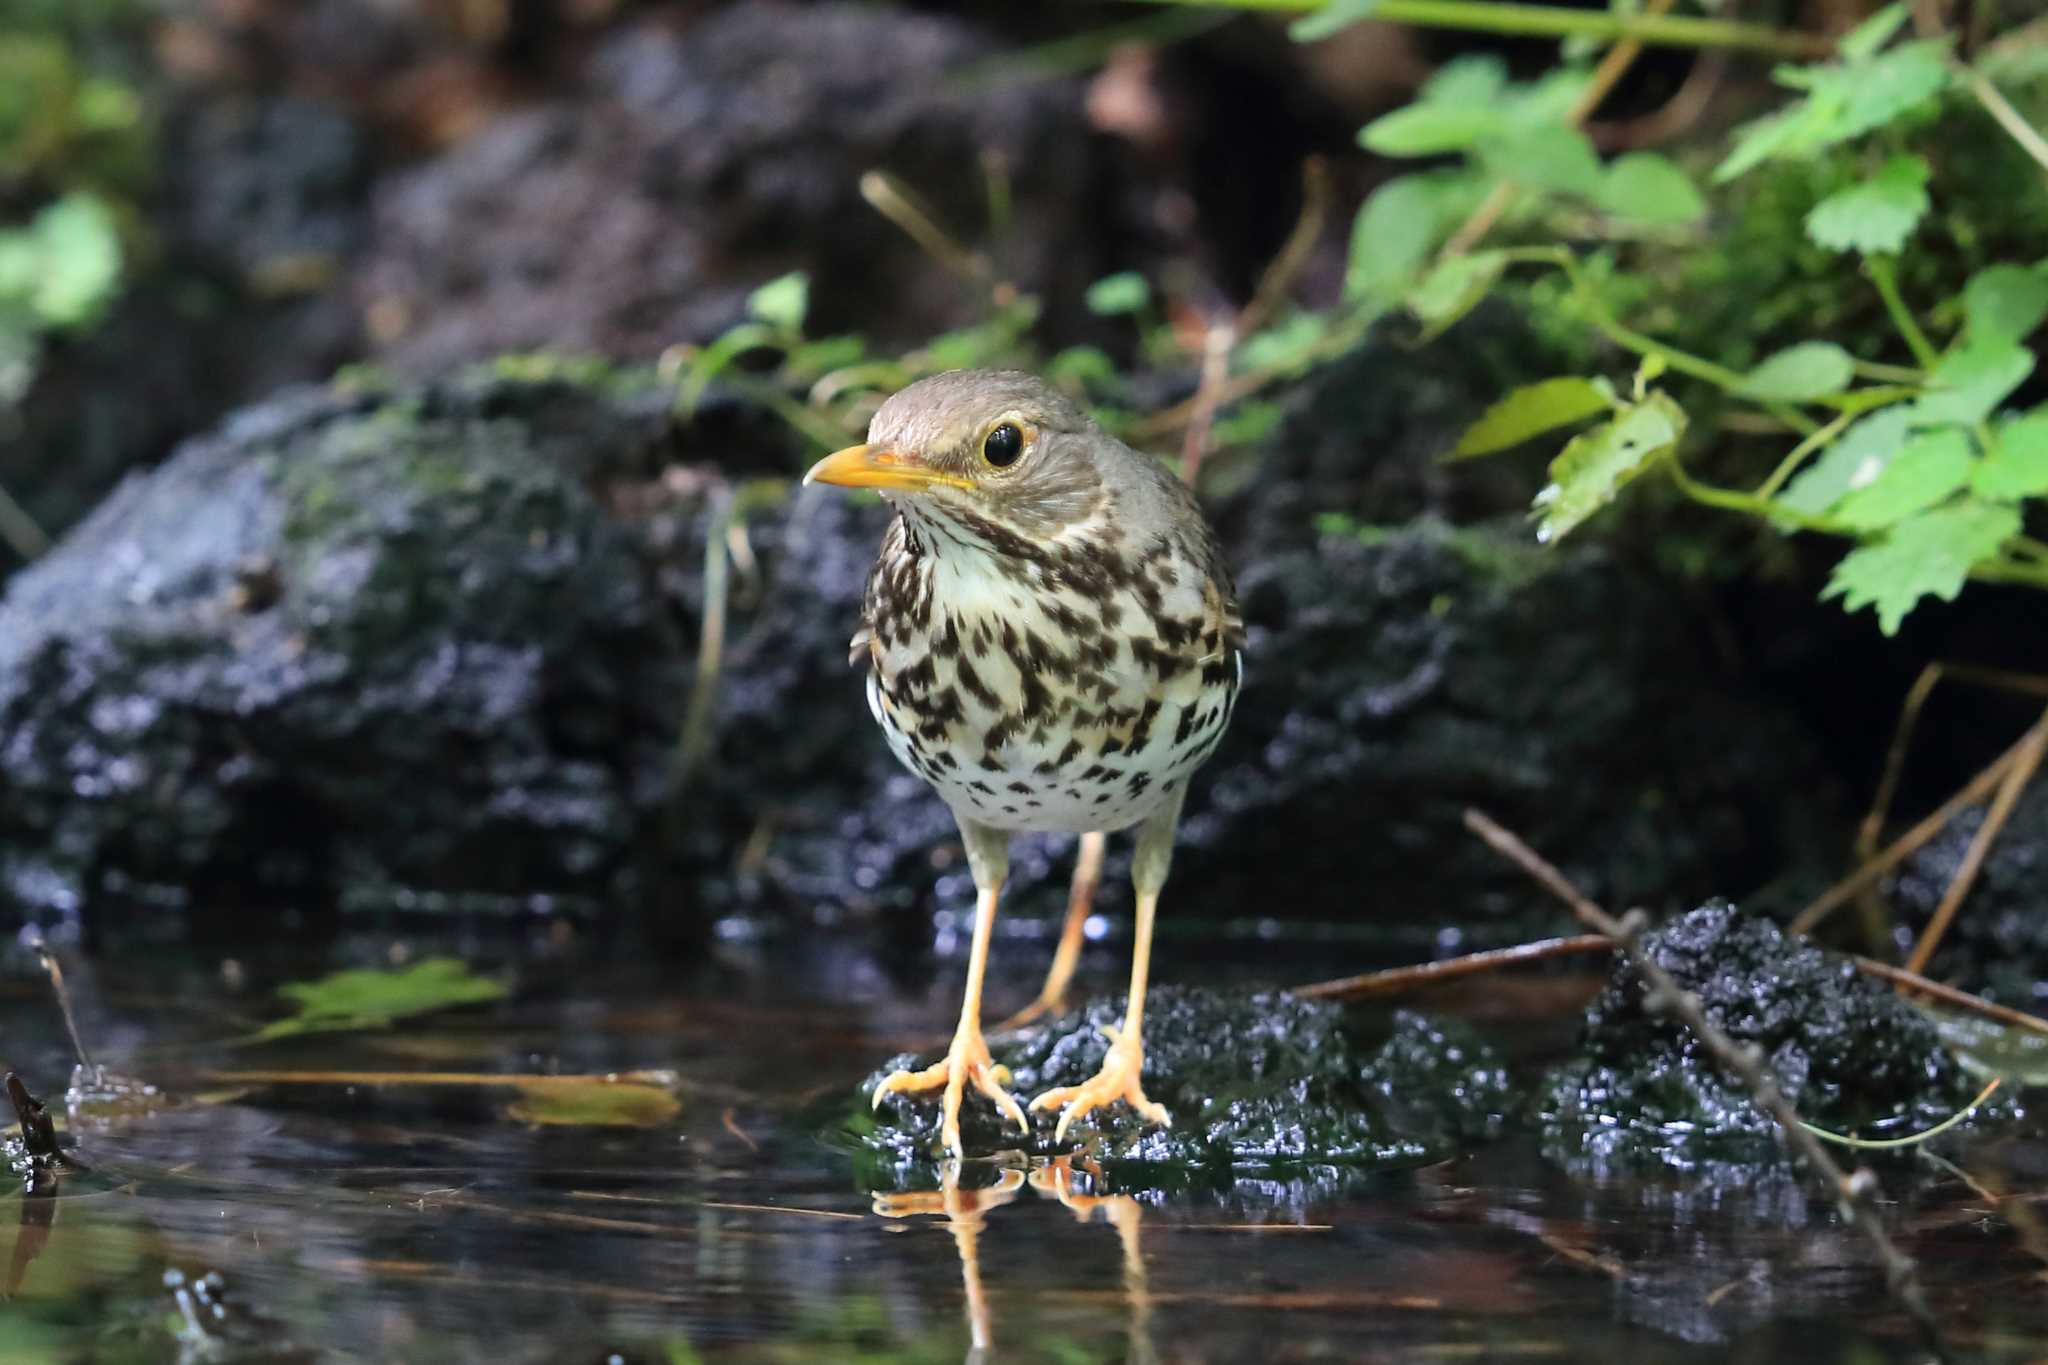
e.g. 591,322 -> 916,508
1135,0 -> 1828,54
1866,255 -> 1941,370
1666,457 -> 1846,532
1754,410 -> 1856,500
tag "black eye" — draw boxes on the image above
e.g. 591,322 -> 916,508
982,422 -> 1024,468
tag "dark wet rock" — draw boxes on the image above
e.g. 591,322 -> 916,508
848,989 -> 1511,1183
1887,781 -> 2048,1005
1541,901 -> 1986,1168
0,373 -> 685,938
359,1 -> 1136,371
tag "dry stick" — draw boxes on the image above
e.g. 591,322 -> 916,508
1442,0 -> 1679,258
1790,715 -> 2043,936
1460,807 -> 1955,1364
1292,934 -> 1610,1001
1955,60 -> 2048,174
1850,957 -> 2048,1037
1234,157 -> 1332,344
31,939 -> 95,1074
1179,321 -> 1236,488
1904,707 -> 2048,975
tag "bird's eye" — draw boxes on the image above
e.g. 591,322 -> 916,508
982,422 -> 1024,468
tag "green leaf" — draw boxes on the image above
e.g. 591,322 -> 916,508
1237,311 -> 1334,375
255,958 -> 508,1042
1420,55 -> 1506,108
1777,406 -> 1913,516
1910,336 -> 2036,426
1823,500 -> 2022,633
1210,400 -> 1286,447
1480,124 -> 1602,195
1446,377 -> 1613,460
1361,103 -> 1505,156
1962,264 -> 2048,343
783,334 -> 865,377
746,271 -> 808,333
1837,41 -> 1951,139
1832,427 -> 1973,530
1922,1007 -> 2048,1087
1714,103 -> 1832,183
1289,0 -> 1382,41
1085,271 -> 1150,316
0,193 -> 123,330
1407,249 -> 1506,336
1839,3 -> 1910,61
1530,391 -> 1687,542
1740,341 -> 1856,402
1045,344 -> 1118,388
1804,155 -> 1930,254
1594,153 -> 1707,224
1345,176 -> 1444,304
1974,410 -> 2048,498
506,1079 -> 682,1128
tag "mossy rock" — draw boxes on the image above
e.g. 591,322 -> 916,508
847,988 -> 1512,1188
1541,901 -> 1991,1170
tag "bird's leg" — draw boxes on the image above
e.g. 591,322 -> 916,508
1031,793 -> 1184,1140
994,829 -> 1105,1033
870,821 -> 1029,1159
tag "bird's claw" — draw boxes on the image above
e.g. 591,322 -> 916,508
1030,1028 -> 1169,1141
870,1025 -> 1028,1159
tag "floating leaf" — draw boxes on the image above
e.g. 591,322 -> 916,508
1594,153 -> 1708,224
1407,250 -> 1506,336
1975,410 -> 2048,498
1777,406 -> 1913,516
255,959 -> 508,1042
1910,336 -> 2036,426
1361,103 -> 1505,156
1804,155 -> 1930,254
1832,427 -> 1973,530
1823,500 -> 2022,634
1922,1007 -> 2048,1087
746,272 -> 808,334
1345,176 -> 1445,304
1289,0 -> 1382,41
1446,377 -> 1613,460
1084,271 -> 1150,316
1962,263 -> 2048,343
1531,391 -> 1686,542
1740,341 -> 1856,402
506,1078 -> 682,1128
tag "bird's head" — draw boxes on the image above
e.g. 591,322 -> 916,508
803,369 -> 1133,542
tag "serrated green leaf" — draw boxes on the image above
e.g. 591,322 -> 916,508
1480,123 -> 1602,195
1407,249 -> 1506,336
1778,407 -> 1914,516
1345,176 -> 1444,304
1594,153 -> 1707,224
1804,155 -> 1929,254
1910,336 -> 2035,426
1974,410 -> 2048,498
1420,55 -> 1507,107
1714,103 -> 1830,183
1839,3 -> 1910,62
1838,41 -> 1950,139
1289,0 -> 1382,41
746,271 -> 808,333
1823,500 -> 2021,633
1962,264 -> 2048,343
1740,341 -> 1856,401
1446,377 -> 1613,460
1833,427 -> 1973,530
256,958 -> 508,1042
1531,392 -> 1686,541
1085,271 -> 1150,316
1361,102 -> 1506,156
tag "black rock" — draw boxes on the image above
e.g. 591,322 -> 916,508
1541,901 -> 1986,1168
849,989 -> 1511,1186
0,373 -> 686,940
1889,780 -> 2048,1004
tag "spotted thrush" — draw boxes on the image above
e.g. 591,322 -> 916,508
805,369 -> 1243,1159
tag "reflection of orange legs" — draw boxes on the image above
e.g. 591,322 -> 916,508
872,1165 -> 1025,1356
996,830 -> 1105,1033
870,822 -> 1027,1160
1031,1159 -> 1154,1365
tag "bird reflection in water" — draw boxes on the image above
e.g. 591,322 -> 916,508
871,1155 -> 1154,1363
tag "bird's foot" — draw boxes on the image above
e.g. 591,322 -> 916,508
871,1024 -> 1029,1160
1030,1024 -> 1170,1141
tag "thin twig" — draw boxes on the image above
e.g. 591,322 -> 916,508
1955,61 -> 2048,174
1292,934 -> 1610,1000
1179,321 -> 1235,488
1461,807 -> 1954,1364
1905,706 -> 2048,974
1791,715 -> 2044,935
1234,157 -> 1332,342
1851,956 -> 2048,1037
29,936 -> 95,1073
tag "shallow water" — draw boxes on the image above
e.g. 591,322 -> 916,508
1,924 -> 2043,1364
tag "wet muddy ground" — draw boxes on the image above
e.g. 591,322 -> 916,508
1,923 -> 2043,1363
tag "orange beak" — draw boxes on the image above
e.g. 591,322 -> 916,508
802,443 -> 973,494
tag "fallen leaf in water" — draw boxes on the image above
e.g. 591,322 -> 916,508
254,959 -> 508,1042
505,1079 -> 681,1128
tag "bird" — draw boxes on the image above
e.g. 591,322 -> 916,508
804,368 -> 1242,1160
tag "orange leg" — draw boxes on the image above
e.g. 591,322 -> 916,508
995,829 -> 1104,1032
